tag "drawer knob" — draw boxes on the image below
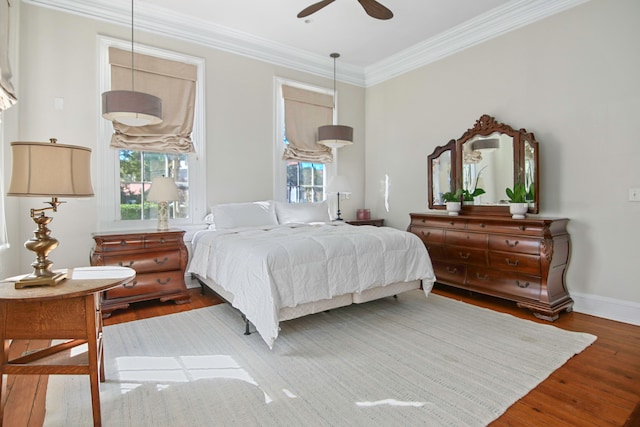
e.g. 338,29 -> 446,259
505,240 -> 519,247
446,266 -> 458,274
476,273 -> 489,281
505,258 -> 519,267
118,260 -> 134,267
519,225 -> 526,231
154,257 -> 169,265
515,280 -> 530,288
119,240 -> 127,246
421,230 -> 430,237
459,252 -> 470,260
157,277 -> 171,285
123,280 -> 138,289
160,238 -> 166,244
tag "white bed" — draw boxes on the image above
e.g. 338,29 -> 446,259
188,201 -> 436,348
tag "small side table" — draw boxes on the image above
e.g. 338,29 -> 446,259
346,218 -> 384,227
0,266 -> 135,427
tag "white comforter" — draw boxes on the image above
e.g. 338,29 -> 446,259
188,223 -> 435,347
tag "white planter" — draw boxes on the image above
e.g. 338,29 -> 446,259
509,203 -> 528,219
446,202 -> 461,216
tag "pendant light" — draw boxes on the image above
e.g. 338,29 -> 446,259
102,0 -> 162,126
317,53 -> 353,149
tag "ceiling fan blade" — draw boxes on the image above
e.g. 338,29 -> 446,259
357,0 -> 393,20
297,0 -> 336,18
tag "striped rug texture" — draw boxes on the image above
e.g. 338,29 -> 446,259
44,291 -> 596,426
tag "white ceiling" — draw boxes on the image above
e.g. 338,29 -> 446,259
23,0 -> 588,86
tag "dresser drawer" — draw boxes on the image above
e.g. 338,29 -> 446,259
145,234 -> 184,249
101,250 -> 182,274
488,235 -> 540,255
466,266 -> 541,301
445,230 -> 488,248
467,222 -> 544,236
97,237 -> 145,252
433,262 -> 467,283
411,227 -> 445,244
442,246 -> 487,266
488,251 -> 541,275
424,244 -> 445,260
104,270 -> 185,299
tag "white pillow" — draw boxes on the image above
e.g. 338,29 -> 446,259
275,201 -> 331,224
209,201 -> 278,230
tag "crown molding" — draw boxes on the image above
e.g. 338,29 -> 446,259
23,0 -> 590,88
365,0 -> 591,86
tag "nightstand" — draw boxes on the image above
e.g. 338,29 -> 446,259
90,229 -> 191,317
346,218 -> 384,227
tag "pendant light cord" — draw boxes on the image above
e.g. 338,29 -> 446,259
130,0 -> 135,91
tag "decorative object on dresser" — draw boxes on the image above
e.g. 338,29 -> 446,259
147,176 -> 180,231
409,213 -> 573,321
345,218 -> 384,227
90,230 -> 191,317
417,115 -> 573,320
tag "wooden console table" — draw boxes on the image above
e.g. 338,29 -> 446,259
0,266 -> 135,427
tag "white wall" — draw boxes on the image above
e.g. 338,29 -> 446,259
1,3 -> 365,278
364,0 -> 640,321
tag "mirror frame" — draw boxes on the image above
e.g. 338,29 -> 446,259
427,114 -> 540,215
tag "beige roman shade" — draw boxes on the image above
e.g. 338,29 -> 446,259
282,85 -> 334,164
0,0 -> 17,113
108,47 -> 197,154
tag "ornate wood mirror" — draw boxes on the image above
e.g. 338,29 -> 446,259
427,114 -> 539,215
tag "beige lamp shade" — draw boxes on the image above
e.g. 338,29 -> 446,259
327,175 -> 352,194
8,140 -> 94,197
102,90 -> 163,127
317,125 -> 354,149
147,176 -> 179,202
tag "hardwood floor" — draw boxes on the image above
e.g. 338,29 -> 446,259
2,285 -> 639,426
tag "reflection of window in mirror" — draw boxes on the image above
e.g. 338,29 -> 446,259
463,134 -> 514,205
524,141 -> 535,196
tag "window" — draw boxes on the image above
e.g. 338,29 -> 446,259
286,160 -> 324,203
274,78 -> 337,203
97,36 -> 205,231
119,151 -> 188,221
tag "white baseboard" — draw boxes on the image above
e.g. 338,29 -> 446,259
571,292 -> 640,327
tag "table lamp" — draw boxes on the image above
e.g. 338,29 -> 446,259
147,176 -> 179,231
327,175 -> 351,221
7,138 -> 94,288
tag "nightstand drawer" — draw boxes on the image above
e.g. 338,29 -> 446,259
101,250 -> 182,274
98,237 -> 145,252
105,270 -> 185,299
145,234 -> 184,249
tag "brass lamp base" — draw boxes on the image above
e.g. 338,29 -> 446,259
14,271 -> 67,289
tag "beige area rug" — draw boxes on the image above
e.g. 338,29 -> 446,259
44,291 -> 596,427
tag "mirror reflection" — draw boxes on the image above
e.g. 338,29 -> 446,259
462,133 -> 514,205
431,150 -> 452,205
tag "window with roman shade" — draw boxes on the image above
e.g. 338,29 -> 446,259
282,85 -> 333,164
0,0 -> 17,114
108,47 -> 197,154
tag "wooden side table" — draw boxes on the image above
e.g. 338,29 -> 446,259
346,218 -> 384,227
0,266 -> 135,427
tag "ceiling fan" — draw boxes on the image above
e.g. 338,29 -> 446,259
297,0 -> 393,20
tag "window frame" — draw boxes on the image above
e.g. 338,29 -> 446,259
97,35 -> 206,232
273,77 -> 338,203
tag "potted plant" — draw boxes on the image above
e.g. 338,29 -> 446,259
442,189 -> 463,216
505,182 -> 528,219
461,187 -> 486,205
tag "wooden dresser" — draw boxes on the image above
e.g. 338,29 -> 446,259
408,213 -> 573,321
90,229 -> 191,317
